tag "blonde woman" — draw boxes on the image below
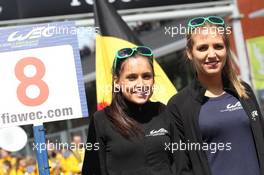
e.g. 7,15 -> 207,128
167,16 -> 264,175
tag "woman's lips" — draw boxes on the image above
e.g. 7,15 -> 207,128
204,60 -> 219,66
133,91 -> 149,97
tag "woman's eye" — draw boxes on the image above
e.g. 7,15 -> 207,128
127,75 -> 137,81
142,73 -> 153,80
214,44 -> 224,50
197,45 -> 208,52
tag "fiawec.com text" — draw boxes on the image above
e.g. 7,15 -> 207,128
1,107 -> 73,124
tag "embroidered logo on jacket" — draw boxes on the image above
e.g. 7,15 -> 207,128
251,110 -> 258,121
220,102 -> 243,112
146,128 -> 168,137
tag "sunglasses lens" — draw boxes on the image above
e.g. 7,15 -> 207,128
190,17 -> 205,26
117,48 -> 133,58
137,46 -> 152,55
208,16 -> 224,24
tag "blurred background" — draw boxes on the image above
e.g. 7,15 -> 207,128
0,0 -> 263,174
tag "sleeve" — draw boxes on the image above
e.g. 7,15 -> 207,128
166,98 -> 194,175
82,115 -> 108,175
242,82 -> 264,136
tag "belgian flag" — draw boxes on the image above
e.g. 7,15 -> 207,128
94,0 -> 176,110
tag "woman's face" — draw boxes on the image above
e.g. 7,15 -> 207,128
187,26 -> 227,77
115,56 -> 154,105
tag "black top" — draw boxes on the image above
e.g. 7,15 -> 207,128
166,79 -> 264,175
82,101 -> 178,175
199,93 -> 260,175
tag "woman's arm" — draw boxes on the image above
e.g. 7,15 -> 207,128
166,98 -> 194,175
242,82 -> 264,136
82,115 -> 107,175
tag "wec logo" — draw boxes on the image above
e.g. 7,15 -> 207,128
7,27 -> 55,42
146,128 -> 168,137
226,102 -> 241,109
220,101 -> 243,112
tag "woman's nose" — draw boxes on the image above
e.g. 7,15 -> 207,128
208,48 -> 217,58
136,77 -> 144,86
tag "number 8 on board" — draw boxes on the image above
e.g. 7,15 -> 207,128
15,57 -> 49,106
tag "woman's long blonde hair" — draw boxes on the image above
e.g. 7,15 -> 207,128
186,23 -> 248,98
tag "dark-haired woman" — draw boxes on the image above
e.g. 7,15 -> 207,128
167,16 -> 264,175
82,46 -> 178,175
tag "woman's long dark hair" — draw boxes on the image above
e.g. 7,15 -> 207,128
107,54 -> 154,138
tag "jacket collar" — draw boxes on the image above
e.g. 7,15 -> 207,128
190,76 -> 239,103
123,99 -> 155,122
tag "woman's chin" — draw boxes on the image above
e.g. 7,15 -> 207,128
129,96 -> 150,105
201,67 -> 222,77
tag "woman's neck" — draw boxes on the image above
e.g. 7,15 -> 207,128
198,73 -> 225,97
